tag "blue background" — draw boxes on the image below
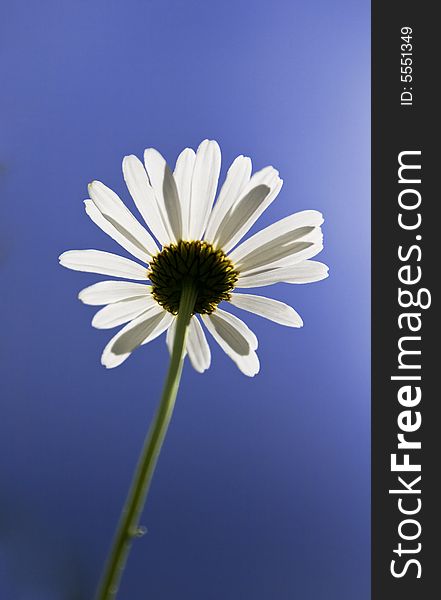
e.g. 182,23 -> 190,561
0,1 -> 370,598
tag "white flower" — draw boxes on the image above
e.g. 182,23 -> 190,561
59,140 -> 328,376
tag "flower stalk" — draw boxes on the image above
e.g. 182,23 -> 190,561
95,282 -> 198,600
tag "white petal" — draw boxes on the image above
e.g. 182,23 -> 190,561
165,316 -> 210,372
78,281 -> 152,305
186,316 -> 211,373
239,240 -> 324,276
141,311 -> 174,345
229,210 -> 324,269
234,351 -> 260,377
188,140 -> 221,239
166,317 -> 178,354
211,308 -> 258,350
174,148 -> 196,240
92,297 -> 157,329
202,313 -> 259,377
201,309 -> 259,376
59,250 -> 148,280
122,154 -> 169,245
229,293 -> 303,327
237,260 -> 329,288
281,261 -> 329,283
201,313 -> 249,355
213,184 -> 272,253
204,155 -> 252,243
87,181 -> 159,258
84,200 -> 149,264
101,307 -> 171,368
144,148 -> 182,242
213,166 -> 283,253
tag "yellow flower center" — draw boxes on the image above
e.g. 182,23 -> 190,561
148,240 -> 239,315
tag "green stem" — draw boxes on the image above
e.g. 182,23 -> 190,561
95,283 -> 198,600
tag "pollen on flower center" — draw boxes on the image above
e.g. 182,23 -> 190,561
148,240 -> 239,315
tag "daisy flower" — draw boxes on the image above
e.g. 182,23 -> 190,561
59,139 -> 328,376
60,140 -> 328,600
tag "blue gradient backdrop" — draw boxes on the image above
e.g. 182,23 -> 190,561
0,1 -> 370,598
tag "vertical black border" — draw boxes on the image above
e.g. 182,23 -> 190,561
372,2 -> 437,599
